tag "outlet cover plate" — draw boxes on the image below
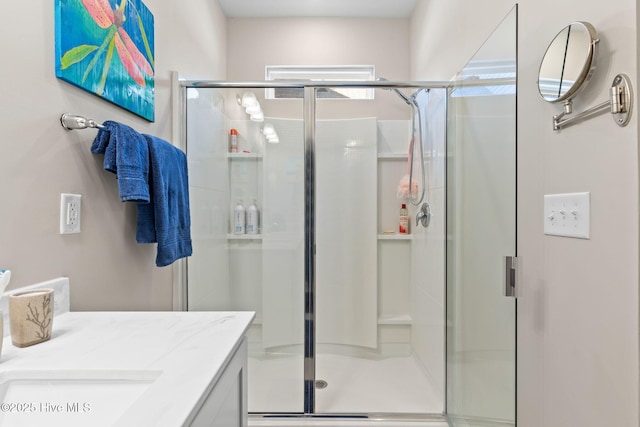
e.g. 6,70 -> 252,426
60,193 -> 82,234
543,192 -> 590,239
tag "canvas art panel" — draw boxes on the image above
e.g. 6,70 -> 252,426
55,0 -> 155,122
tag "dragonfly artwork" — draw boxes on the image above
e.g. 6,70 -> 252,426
55,0 -> 155,121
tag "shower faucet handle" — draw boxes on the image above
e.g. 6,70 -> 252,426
416,202 -> 431,228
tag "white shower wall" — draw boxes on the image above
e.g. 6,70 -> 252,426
376,119 -> 419,357
410,89 -> 447,399
316,118 -> 378,349
261,118 -> 305,348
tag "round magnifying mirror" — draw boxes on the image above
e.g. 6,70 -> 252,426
538,22 -> 598,103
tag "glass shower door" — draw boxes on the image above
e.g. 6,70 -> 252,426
184,86 -> 305,413
313,85 -> 447,416
446,5 -> 517,427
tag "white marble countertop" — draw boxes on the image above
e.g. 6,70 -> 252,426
0,310 -> 255,426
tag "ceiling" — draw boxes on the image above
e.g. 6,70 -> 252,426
218,0 -> 418,18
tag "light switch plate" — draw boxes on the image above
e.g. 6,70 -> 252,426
544,192 -> 590,239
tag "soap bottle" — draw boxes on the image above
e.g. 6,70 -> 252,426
399,203 -> 410,234
246,200 -> 260,235
229,129 -> 238,153
233,201 -> 246,234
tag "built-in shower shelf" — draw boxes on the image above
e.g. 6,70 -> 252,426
227,153 -> 262,159
227,234 -> 263,240
377,233 -> 413,240
377,315 -> 412,325
377,153 -> 408,160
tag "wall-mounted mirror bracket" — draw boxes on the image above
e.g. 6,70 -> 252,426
553,74 -> 633,131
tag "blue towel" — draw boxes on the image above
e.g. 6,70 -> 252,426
91,121 -> 150,203
91,122 -> 192,267
136,134 -> 192,267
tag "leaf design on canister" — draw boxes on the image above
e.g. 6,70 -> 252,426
25,294 -> 52,341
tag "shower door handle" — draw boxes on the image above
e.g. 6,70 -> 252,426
504,256 -> 519,298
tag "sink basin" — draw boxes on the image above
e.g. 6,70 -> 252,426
0,370 -> 162,426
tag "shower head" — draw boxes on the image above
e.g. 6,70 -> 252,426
377,77 -> 412,105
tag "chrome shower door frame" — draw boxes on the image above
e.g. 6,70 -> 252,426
303,85 -> 317,413
179,79 -> 449,421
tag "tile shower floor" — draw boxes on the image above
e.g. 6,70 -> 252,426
248,353 -> 443,415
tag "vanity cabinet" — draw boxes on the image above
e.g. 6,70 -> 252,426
0,289 -> 254,427
189,338 -> 248,427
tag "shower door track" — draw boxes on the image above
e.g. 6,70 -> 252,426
250,413 -> 448,422
180,79 -> 450,418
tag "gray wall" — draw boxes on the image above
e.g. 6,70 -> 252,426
0,1 -> 227,310
412,1 -> 639,426
227,17 -> 411,120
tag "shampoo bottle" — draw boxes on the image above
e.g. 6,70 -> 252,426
234,201 -> 246,234
399,203 -> 409,234
246,200 -> 260,235
229,129 -> 238,153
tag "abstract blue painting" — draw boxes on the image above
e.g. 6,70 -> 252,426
55,0 -> 155,122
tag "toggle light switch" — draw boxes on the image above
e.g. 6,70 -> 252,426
543,192 -> 590,239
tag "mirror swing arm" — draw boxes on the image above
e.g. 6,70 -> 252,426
553,73 -> 633,131
538,21 -> 633,131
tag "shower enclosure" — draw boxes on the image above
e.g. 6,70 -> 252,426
182,80 -> 447,417
175,6 -> 516,425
